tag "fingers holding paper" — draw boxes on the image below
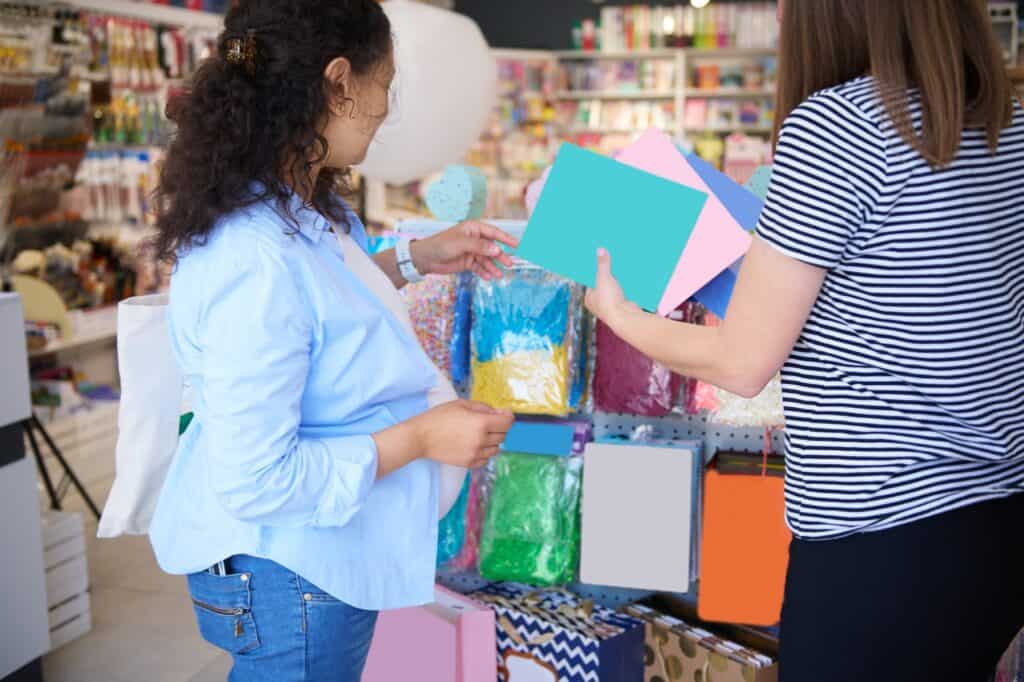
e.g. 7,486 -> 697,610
417,220 -> 519,280
584,247 -> 641,329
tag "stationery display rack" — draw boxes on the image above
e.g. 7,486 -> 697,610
52,0 -> 221,29
555,48 -> 777,144
593,411 -> 785,456
4,0 -> 226,516
438,411 -> 786,606
369,46 -> 778,227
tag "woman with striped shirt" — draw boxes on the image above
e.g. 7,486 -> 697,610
585,0 -> 1023,679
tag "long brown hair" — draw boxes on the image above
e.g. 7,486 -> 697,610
775,0 -> 1015,167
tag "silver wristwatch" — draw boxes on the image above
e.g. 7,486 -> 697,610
396,237 -> 425,284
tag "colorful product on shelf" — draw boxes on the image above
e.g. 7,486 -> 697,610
436,475 -> 471,568
711,374 -> 784,428
580,441 -> 700,594
402,274 -> 458,379
686,309 -> 721,414
425,165 -> 488,222
561,59 -> 677,95
721,134 -> 772,185
478,452 -> 582,586
745,164 -> 773,200
470,265 -> 580,416
593,319 -> 681,417
563,100 -> 677,136
472,582 -> 645,682
583,3 -> 778,52
699,456 -> 790,627
446,466 -> 489,572
622,604 -> 777,682
450,272 -> 474,387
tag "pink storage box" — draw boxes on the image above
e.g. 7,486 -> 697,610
362,586 -> 496,682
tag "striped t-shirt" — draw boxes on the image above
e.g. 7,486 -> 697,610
757,76 -> 1024,539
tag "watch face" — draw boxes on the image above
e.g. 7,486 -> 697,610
503,652 -> 558,682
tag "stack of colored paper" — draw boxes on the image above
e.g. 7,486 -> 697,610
518,128 -> 763,318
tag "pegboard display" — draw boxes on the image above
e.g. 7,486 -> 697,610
437,569 -> 658,609
438,570 -> 490,595
593,412 -> 785,456
568,583 -> 657,609
436,412 -> 785,616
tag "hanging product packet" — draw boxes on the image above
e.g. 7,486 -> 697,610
445,466 -> 490,572
686,306 -> 721,414
568,307 -> 592,412
711,375 -> 785,428
450,272 -> 474,387
471,263 -> 583,416
436,473 -> 471,567
402,274 -> 458,379
593,315 -> 682,417
699,446 -> 790,627
478,452 -> 583,587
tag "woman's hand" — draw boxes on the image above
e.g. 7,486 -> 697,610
412,221 -> 519,279
584,248 -> 642,331
412,400 -> 515,469
373,400 -> 513,477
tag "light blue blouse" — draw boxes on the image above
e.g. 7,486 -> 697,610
149,192 -> 440,611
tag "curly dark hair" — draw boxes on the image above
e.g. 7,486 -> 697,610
153,0 -> 392,263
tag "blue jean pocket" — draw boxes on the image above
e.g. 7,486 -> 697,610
187,570 -> 260,655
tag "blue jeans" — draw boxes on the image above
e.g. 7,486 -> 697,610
187,555 -> 378,682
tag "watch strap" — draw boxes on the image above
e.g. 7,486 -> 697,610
396,237 -> 425,284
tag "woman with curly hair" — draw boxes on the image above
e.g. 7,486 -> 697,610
147,1 -> 515,680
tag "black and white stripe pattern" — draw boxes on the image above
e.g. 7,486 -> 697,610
757,77 -> 1024,539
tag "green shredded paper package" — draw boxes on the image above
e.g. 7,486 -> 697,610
479,452 -> 582,586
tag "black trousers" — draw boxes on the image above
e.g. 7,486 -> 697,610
780,494 -> 1024,682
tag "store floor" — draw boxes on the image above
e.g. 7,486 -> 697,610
42,476 -> 232,682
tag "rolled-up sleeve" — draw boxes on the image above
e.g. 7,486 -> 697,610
198,241 -> 377,528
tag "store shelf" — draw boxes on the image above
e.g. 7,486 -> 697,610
492,49 -> 557,61
555,49 -> 680,60
61,0 -> 223,30
555,90 -> 676,101
684,47 -> 777,59
567,127 -> 645,136
555,48 -> 776,60
685,123 -> 773,134
29,327 -> 116,359
29,307 -> 118,359
684,88 -> 776,98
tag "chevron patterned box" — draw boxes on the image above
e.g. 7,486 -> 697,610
472,583 -> 645,682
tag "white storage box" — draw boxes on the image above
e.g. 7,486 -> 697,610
29,400 -> 120,488
41,511 -> 91,649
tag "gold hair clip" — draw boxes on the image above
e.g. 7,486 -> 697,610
225,30 -> 257,76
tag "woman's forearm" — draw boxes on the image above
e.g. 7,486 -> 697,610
371,248 -> 409,290
371,421 -> 422,478
605,306 -> 761,398
587,239 -> 827,400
